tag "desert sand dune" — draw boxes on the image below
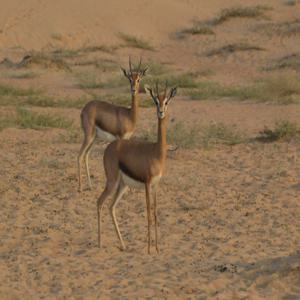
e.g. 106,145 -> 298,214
0,0 -> 203,50
0,0 -> 283,50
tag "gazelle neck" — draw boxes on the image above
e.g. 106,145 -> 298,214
130,92 -> 139,124
156,116 -> 167,161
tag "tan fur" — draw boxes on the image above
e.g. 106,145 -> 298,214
97,85 -> 177,254
77,59 -> 147,192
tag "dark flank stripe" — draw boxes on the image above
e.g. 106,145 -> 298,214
119,162 -> 144,183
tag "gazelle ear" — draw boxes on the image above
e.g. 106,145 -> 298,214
166,87 -> 177,104
144,84 -> 158,105
141,67 -> 148,76
121,67 -> 129,78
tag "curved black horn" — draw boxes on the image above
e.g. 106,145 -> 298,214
138,57 -> 142,72
129,56 -> 132,74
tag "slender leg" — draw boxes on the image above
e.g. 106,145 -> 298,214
78,130 -> 95,192
97,182 -> 117,248
109,181 -> 128,250
145,183 -> 152,254
84,135 -> 96,190
78,153 -> 84,192
153,186 -> 159,253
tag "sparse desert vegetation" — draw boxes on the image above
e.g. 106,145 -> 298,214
19,52 -> 71,71
176,22 -> 215,39
0,83 -> 90,108
257,120 -> 300,142
254,19 -> 300,36
142,72 -> 199,89
0,107 -> 73,131
211,5 -> 271,25
283,0 -> 297,5
265,53 -> 300,71
118,32 -> 154,50
76,72 -> 128,89
177,5 -> 272,39
205,43 -> 265,56
140,121 -> 244,148
4,71 -> 39,79
0,1 -> 299,299
188,76 -> 300,104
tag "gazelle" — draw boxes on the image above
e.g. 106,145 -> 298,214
78,58 -> 147,192
97,82 -> 177,254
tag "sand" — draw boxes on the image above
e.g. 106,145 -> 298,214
0,0 -> 300,299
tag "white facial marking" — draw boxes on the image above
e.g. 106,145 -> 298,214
157,99 -> 168,118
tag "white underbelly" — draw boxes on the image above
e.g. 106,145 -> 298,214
120,171 -> 161,189
96,126 -> 116,142
121,171 -> 144,188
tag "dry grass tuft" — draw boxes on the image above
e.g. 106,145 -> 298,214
4,71 -> 39,79
254,19 -> 300,37
0,84 -> 39,98
0,83 -> 89,109
73,59 -> 119,72
200,122 -> 245,147
139,121 -> 244,148
205,43 -> 265,56
265,53 -> 300,71
23,52 -> 71,71
283,0 -> 297,5
176,23 -> 215,39
80,45 -> 117,54
77,73 -> 128,90
257,121 -> 300,142
118,33 -> 154,50
145,61 -> 169,76
0,108 -> 73,131
211,5 -> 271,25
176,5 -> 270,38
91,93 -> 152,108
259,77 -> 300,103
24,96 -> 89,109
188,76 -> 300,104
142,72 -> 198,89
52,49 -> 81,58
0,53 -> 70,71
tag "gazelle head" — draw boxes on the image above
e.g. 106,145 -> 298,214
121,57 -> 148,95
145,82 -> 177,119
